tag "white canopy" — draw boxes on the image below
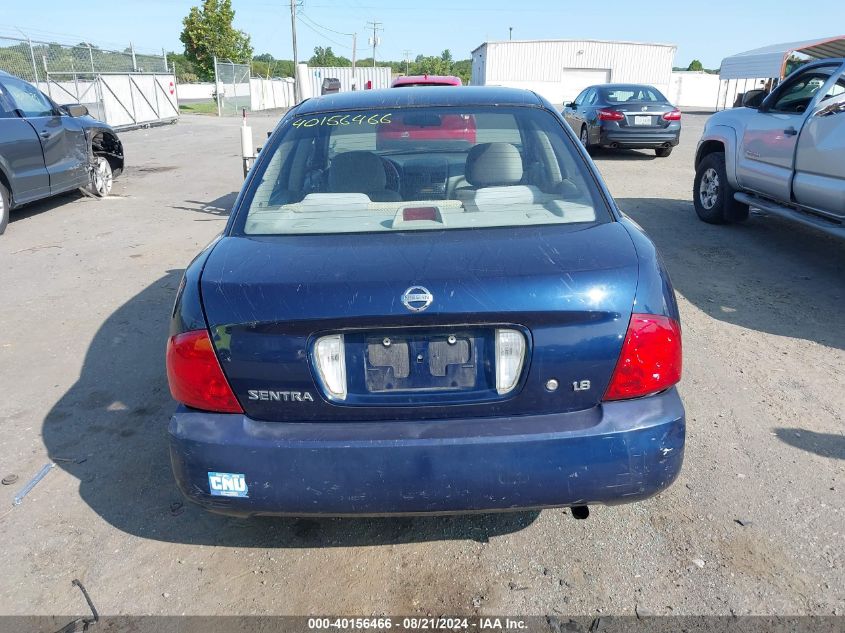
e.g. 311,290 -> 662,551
720,36 -> 845,80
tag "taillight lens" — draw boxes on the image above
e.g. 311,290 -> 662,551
166,330 -> 243,413
598,109 -> 625,121
314,334 -> 347,400
604,314 -> 682,401
662,109 -> 682,121
495,328 -> 526,394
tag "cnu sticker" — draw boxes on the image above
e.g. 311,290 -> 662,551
208,472 -> 249,498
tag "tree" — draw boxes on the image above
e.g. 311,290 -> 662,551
308,46 -> 351,67
180,0 -> 252,81
252,56 -> 295,78
686,59 -> 703,72
452,59 -> 472,84
413,55 -> 451,76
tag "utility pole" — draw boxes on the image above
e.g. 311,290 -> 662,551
290,0 -> 299,102
403,49 -> 411,75
367,21 -> 383,69
351,33 -> 357,89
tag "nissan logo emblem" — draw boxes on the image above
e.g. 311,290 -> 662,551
402,286 -> 433,312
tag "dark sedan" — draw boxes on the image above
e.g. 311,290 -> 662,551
166,86 -> 684,517
563,83 -> 681,157
0,70 -> 123,235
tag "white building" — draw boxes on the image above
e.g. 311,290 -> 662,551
471,39 -> 677,106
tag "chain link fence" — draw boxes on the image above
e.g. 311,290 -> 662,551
214,57 -> 251,116
0,36 -> 167,81
0,35 -> 175,129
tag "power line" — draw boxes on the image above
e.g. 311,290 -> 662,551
299,12 -> 354,37
297,15 -> 352,50
297,12 -> 359,87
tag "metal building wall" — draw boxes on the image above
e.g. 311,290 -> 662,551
304,66 -> 392,97
472,40 -> 677,105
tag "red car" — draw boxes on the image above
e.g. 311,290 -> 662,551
377,75 -> 476,149
391,75 -> 463,88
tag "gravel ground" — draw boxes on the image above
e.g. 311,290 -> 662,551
0,111 -> 842,617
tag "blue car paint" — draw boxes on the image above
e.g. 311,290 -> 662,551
200,222 -> 639,422
168,87 -> 685,515
169,389 -> 684,516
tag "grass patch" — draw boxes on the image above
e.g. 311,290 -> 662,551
179,101 -> 218,115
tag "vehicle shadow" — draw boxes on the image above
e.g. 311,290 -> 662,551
41,270 -> 539,546
169,192 -> 238,217
8,190 -> 84,224
774,428 -> 845,460
617,197 -> 845,351
591,148 -> 657,161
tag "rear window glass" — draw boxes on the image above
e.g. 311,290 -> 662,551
237,106 -> 610,236
601,86 -> 667,103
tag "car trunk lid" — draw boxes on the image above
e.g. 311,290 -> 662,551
200,223 -> 639,422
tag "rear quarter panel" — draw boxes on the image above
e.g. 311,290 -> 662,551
619,217 -> 680,322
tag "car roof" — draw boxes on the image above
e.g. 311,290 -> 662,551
295,86 -> 544,114
595,83 -> 660,90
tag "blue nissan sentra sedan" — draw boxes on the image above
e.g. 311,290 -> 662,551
166,87 -> 684,517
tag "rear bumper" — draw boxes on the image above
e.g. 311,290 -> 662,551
600,125 -> 681,148
168,388 -> 685,516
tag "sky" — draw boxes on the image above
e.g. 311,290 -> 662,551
1,0 -> 843,69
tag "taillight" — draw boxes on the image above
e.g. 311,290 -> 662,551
166,330 -> 243,413
603,314 -> 682,401
314,334 -> 347,400
662,109 -> 682,121
495,328 -> 526,394
598,109 -> 625,121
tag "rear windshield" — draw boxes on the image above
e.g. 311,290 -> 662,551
237,106 -> 611,236
601,86 -> 667,103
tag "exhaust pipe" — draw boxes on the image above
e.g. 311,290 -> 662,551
571,505 -> 590,520
609,142 -> 619,149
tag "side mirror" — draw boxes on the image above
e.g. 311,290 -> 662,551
63,103 -> 89,117
565,102 -> 576,109
741,89 -> 767,109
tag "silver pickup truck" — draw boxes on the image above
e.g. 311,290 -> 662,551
694,58 -> 845,237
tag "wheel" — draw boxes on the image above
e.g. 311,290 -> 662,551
693,152 -> 749,224
88,156 -> 113,197
655,146 -> 673,157
579,125 -> 591,150
0,181 -> 9,235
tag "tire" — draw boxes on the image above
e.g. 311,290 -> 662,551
87,156 -> 113,197
0,181 -> 9,236
579,125 -> 591,150
655,146 -> 673,157
693,152 -> 749,224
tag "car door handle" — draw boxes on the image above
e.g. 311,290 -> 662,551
784,127 -> 798,136
39,131 -> 52,139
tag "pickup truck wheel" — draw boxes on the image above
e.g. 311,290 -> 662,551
655,146 -> 673,157
0,181 -> 9,236
694,152 -> 749,224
